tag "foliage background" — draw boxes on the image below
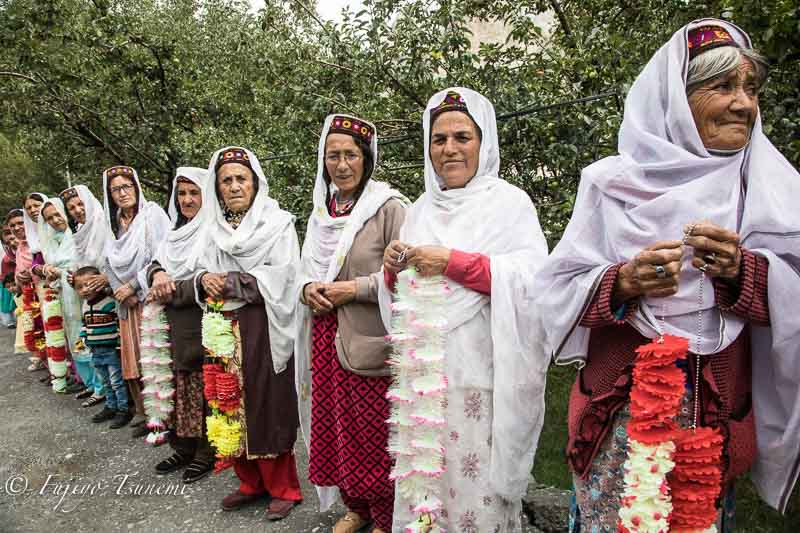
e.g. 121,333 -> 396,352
2,0 -> 798,529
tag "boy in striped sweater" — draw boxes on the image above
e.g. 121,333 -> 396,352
74,266 -> 132,429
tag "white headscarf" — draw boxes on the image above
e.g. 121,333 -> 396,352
154,167 -> 210,280
380,87 -> 550,501
68,185 -> 111,269
197,147 -> 300,375
295,115 -> 408,511
102,167 -> 171,296
22,192 -> 47,254
533,19 -> 800,512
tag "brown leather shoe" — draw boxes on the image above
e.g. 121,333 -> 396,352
333,511 -> 371,533
265,497 -> 300,521
221,490 -> 264,511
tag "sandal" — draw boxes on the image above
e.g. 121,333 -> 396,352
182,459 -> 213,484
82,395 -> 105,408
155,452 -> 191,475
333,511 -> 372,533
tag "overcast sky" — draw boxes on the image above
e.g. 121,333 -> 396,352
248,0 -> 366,21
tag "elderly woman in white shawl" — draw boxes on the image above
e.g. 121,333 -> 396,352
195,147 -> 303,521
37,197 -> 94,394
16,193 -> 47,373
533,19 -> 800,531
144,167 -> 216,484
101,166 -> 171,436
296,115 -> 407,533
381,88 -> 549,532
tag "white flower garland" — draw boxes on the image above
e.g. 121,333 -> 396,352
387,268 -> 450,532
140,302 -> 174,445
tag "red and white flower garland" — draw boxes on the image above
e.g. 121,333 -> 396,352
22,284 -> 45,363
42,287 -> 68,392
386,268 -> 450,533
618,335 -> 723,533
140,302 -> 174,446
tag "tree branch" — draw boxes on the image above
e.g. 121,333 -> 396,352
548,0 -> 575,47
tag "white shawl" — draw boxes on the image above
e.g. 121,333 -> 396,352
295,115 -> 408,511
71,185 -> 111,269
102,167 -> 171,298
154,167 -> 210,280
197,147 -> 300,374
532,19 -> 800,512
23,192 -> 47,255
379,87 -> 550,501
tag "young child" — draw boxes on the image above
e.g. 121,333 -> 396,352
3,274 -> 26,353
73,266 -> 132,429
0,272 -> 16,328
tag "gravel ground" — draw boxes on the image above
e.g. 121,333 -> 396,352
0,326 -> 539,533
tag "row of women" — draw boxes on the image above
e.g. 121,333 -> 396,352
2,19 -> 799,532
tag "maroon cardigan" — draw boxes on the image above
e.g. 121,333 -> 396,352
566,249 -> 770,488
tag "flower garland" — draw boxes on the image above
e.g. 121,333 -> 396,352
386,268 -> 450,533
22,284 -> 45,360
201,298 -> 243,472
618,335 -> 723,533
42,288 -> 68,392
140,302 -> 174,445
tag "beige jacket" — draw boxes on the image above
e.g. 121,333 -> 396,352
332,198 -> 405,377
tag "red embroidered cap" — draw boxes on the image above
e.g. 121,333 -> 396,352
328,115 -> 375,145
688,25 -> 739,60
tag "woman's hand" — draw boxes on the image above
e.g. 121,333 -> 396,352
66,272 -> 74,287
614,240 -> 684,305
17,269 -> 32,283
201,272 -> 227,300
323,281 -> 357,308
113,283 -> 135,303
683,222 -> 742,281
383,240 -> 412,275
122,294 -> 139,309
86,274 -> 109,293
303,282 -> 334,314
406,245 -> 451,277
150,271 -> 177,303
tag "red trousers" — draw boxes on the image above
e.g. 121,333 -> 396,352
233,452 -> 303,502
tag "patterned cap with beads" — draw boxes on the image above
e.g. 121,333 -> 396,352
105,166 -> 136,180
215,147 -> 252,171
688,25 -> 739,60
430,90 -> 469,120
328,115 -> 375,145
59,187 -> 79,204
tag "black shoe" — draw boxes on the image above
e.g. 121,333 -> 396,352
131,425 -> 149,439
182,460 -> 213,484
109,411 -> 133,429
65,382 -> 85,394
91,407 -> 117,423
155,453 -> 192,475
75,388 -> 93,400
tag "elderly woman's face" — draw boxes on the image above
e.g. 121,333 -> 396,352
429,111 -> 481,189
688,58 -> 759,151
65,196 -> 86,225
42,204 -> 68,233
324,133 -> 365,199
176,179 -> 203,220
217,163 -> 255,213
24,197 -> 43,222
109,176 -> 137,210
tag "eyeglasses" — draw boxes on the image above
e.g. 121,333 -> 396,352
325,152 -> 362,164
110,183 -> 135,195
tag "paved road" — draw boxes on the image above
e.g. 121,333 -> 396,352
0,326 -> 538,533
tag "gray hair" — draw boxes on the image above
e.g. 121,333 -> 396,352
686,46 -> 769,95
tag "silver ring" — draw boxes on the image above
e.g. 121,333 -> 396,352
704,253 -> 717,265
397,248 -> 409,264
699,263 -> 708,273
654,265 -> 667,279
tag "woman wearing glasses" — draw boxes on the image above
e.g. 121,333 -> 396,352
101,166 -> 171,436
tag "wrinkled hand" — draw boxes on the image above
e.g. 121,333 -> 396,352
17,269 -> 32,283
43,265 -> 61,282
303,282 -> 333,314
113,283 -> 135,303
122,294 -> 139,309
383,240 -> 412,275
323,281 -> 357,308
683,221 -> 742,281
150,271 -> 177,303
614,240 -> 684,305
406,245 -> 451,278
201,272 -> 227,300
